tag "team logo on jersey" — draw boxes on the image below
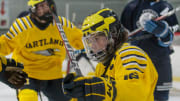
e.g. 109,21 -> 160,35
25,38 -> 64,48
136,9 -> 158,28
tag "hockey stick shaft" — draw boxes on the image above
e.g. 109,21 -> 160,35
129,6 -> 180,37
75,50 -> 96,71
53,14 -> 83,76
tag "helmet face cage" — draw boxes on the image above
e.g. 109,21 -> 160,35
82,31 -> 109,61
28,0 -> 45,12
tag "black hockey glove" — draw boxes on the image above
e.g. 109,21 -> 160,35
62,73 -> 113,101
0,58 -> 27,89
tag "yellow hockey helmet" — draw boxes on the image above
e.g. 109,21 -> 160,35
82,8 -> 118,37
82,8 -> 127,63
28,0 -> 45,7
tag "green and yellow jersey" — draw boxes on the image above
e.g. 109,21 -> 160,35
0,15 -> 83,80
95,43 -> 158,101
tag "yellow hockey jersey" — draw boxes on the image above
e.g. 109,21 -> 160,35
95,43 -> 158,101
0,16 -> 84,80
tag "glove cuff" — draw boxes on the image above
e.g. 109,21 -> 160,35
155,21 -> 169,38
84,77 -> 115,101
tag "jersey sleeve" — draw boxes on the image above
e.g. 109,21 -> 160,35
113,46 -> 158,101
159,1 -> 179,33
0,17 -> 28,55
58,16 -> 84,50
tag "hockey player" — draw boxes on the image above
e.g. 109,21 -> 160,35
0,0 -> 84,101
62,8 -> 158,101
0,56 -> 27,89
121,0 -> 179,100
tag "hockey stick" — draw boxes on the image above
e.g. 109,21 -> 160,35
129,6 -> 180,37
52,14 -> 83,76
75,49 -> 96,71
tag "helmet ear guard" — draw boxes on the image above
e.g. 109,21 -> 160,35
108,18 -> 128,50
47,0 -> 57,15
28,6 -> 36,14
114,22 -> 128,48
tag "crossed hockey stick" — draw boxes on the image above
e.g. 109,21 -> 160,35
53,14 -> 83,76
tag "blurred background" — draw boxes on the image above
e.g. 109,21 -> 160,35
0,0 -> 179,31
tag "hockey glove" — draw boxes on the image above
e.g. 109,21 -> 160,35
0,58 -> 27,89
144,20 -> 170,37
63,73 -> 114,101
144,20 -> 173,47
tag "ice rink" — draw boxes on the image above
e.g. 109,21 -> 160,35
0,45 -> 180,101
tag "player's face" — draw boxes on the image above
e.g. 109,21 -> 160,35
36,1 -> 51,17
84,32 -> 108,54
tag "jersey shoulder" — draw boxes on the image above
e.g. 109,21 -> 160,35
4,16 -> 32,40
57,16 -> 75,29
116,43 -> 147,57
115,43 -> 149,69
156,0 -> 174,10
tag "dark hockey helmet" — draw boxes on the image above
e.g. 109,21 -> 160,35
82,8 -> 128,63
28,0 -> 57,22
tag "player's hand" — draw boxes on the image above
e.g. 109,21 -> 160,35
144,20 -> 169,37
1,58 -> 27,89
62,73 -> 107,101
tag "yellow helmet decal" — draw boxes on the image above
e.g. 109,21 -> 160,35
28,0 -> 45,7
82,8 -> 116,37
